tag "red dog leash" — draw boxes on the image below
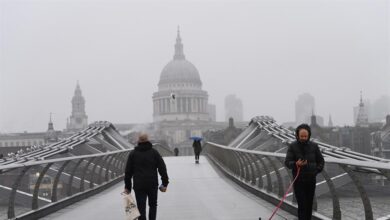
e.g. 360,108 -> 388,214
268,165 -> 301,220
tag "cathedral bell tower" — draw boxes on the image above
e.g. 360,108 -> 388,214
67,81 -> 88,131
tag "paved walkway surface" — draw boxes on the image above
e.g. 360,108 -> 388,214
44,156 -> 295,220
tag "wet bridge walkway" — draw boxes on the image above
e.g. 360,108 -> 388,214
44,156 -> 294,220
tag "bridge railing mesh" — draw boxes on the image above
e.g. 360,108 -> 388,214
205,142 -> 390,220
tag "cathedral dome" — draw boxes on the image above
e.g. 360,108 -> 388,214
159,59 -> 201,86
158,28 -> 202,87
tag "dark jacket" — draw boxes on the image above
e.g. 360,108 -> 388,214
124,141 -> 169,191
284,124 -> 325,182
192,141 -> 202,154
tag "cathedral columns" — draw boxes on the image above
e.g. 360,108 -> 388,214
170,97 -> 176,113
183,98 -> 187,112
177,98 -> 181,113
188,97 -> 191,113
166,98 -> 170,113
194,98 -> 198,112
153,100 -> 157,114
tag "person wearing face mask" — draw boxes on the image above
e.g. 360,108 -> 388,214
284,124 -> 325,220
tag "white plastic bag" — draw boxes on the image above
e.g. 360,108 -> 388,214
122,193 -> 140,220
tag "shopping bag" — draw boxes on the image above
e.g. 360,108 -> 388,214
122,192 -> 140,220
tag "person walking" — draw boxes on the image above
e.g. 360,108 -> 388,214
124,134 -> 169,220
284,124 -> 324,220
192,139 -> 202,164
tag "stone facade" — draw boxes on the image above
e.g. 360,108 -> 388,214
152,29 -> 221,147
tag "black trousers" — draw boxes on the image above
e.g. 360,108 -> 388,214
293,180 -> 316,220
195,153 -> 200,161
134,188 -> 158,220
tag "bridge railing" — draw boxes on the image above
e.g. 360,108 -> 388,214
205,142 -> 390,220
0,149 -> 130,220
152,143 -> 174,157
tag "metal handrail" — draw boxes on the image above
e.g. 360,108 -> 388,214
0,121 -> 133,219
205,141 -> 390,220
0,149 -> 131,173
0,149 -> 130,219
208,142 -> 390,172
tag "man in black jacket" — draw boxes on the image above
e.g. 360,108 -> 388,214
284,124 -> 325,220
124,134 -> 169,220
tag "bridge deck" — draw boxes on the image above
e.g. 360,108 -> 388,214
44,156 -> 295,220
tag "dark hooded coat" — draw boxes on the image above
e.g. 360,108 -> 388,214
124,141 -> 169,191
192,140 -> 202,155
284,124 -> 325,182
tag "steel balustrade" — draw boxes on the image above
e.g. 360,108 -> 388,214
205,140 -> 390,220
0,150 -> 130,219
0,121 -> 135,219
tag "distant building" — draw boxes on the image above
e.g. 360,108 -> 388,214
281,121 -> 296,130
353,100 -> 370,124
328,115 -> 334,127
208,104 -> 217,122
351,126 -> 372,155
308,114 -> 382,156
0,116 -> 64,156
371,115 -> 390,160
295,93 -> 315,125
152,28 -> 225,147
152,29 -> 210,124
355,92 -> 369,127
370,115 -> 390,185
0,133 -> 46,149
45,113 -> 59,143
305,115 -> 324,127
352,95 -> 390,124
225,94 -> 243,122
66,82 -> 88,131
370,95 -> 390,123
309,114 -> 328,142
204,118 -> 244,145
0,82 -> 88,157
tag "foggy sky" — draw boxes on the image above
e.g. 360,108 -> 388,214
0,0 -> 389,132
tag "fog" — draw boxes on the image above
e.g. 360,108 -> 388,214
0,0 -> 389,132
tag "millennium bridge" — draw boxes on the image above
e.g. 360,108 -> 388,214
1,117 -> 390,220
